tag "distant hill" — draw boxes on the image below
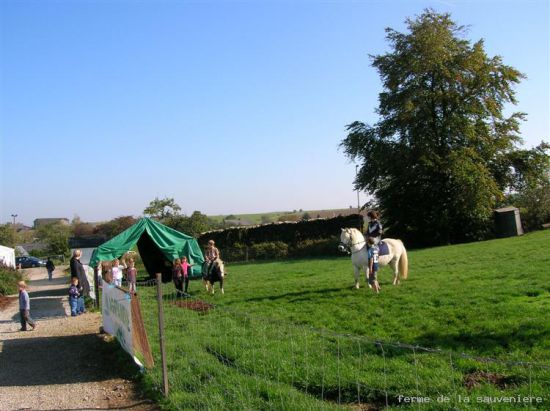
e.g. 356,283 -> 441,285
209,208 -> 362,226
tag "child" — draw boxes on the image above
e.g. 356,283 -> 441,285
68,277 -> 80,316
111,258 -> 125,287
172,259 -> 183,294
126,258 -> 137,293
18,281 -> 36,331
180,256 -> 193,293
367,238 -> 381,293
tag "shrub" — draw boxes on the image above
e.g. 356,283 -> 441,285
290,238 -> 341,258
223,243 -> 248,262
0,267 -> 22,296
250,242 -> 289,260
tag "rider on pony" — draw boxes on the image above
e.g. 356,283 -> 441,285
205,240 -> 220,276
365,210 -> 383,251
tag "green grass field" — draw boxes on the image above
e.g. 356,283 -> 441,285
134,230 -> 550,410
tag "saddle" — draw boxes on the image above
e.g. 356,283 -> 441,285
377,241 -> 390,256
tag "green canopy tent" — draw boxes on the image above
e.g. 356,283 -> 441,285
89,218 -> 204,282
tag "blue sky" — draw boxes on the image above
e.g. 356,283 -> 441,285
1,0 -> 548,225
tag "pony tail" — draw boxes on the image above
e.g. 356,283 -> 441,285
399,242 -> 408,279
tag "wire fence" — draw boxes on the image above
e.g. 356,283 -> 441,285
130,279 -> 549,410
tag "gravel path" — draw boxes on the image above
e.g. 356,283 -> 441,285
0,267 -> 158,411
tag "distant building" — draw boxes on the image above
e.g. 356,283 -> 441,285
11,223 -> 33,232
34,218 -> 70,229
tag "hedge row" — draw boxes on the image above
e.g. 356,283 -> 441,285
199,214 -> 363,261
222,238 -> 346,262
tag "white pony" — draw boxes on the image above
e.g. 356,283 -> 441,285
339,228 -> 408,289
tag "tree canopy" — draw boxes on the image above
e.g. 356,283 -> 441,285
341,10 -> 549,246
143,197 -> 182,220
36,222 -> 71,256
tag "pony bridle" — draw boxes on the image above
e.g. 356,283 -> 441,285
338,234 -> 366,255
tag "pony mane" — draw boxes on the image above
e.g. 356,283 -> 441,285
348,227 -> 364,242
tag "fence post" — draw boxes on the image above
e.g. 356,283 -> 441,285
156,273 -> 169,397
93,266 -> 99,309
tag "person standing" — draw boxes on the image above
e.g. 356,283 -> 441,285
126,258 -> 137,293
70,249 -> 90,314
180,256 -> 193,293
172,259 -> 183,294
367,238 -> 381,293
68,277 -> 80,316
111,258 -> 125,287
70,249 -> 80,278
46,257 -> 55,281
18,281 -> 36,331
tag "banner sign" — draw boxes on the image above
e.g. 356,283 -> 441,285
83,264 -> 96,300
102,284 -> 133,357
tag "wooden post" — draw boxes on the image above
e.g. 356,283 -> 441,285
156,273 -> 169,397
94,266 -> 100,309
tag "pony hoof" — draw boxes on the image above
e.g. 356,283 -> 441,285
354,284 -> 360,290
221,289 -> 224,295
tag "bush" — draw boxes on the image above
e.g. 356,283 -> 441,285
250,242 -> 289,260
223,243 -> 248,262
0,267 -> 22,296
290,238 -> 341,258
200,214 -> 363,249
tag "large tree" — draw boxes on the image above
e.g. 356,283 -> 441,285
95,216 -> 137,238
164,211 -> 219,237
36,222 -> 71,256
341,10 -> 549,246
143,197 -> 182,220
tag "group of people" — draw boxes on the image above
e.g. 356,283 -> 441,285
172,239 -> 220,294
18,250 -> 88,329
68,249 -> 90,316
172,256 -> 193,293
98,256 -> 138,292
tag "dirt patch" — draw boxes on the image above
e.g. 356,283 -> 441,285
0,295 -> 15,311
464,370 -> 522,390
174,299 -> 214,312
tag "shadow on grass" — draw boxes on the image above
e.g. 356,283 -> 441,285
413,322 -> 550,355
242,287 -> 351,303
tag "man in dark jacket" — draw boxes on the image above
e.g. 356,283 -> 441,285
46,257 -> 55,281
70,249 -> 90,314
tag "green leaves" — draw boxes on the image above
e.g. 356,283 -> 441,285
143,197 -> 182,220
342,9 -> 549,246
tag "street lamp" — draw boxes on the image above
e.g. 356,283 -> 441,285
11,214 -> 18,247
355,165 -> 360,213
